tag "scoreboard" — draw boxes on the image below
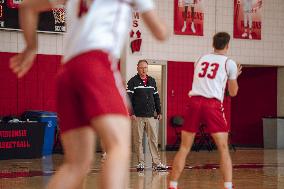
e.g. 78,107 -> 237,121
0,0 -> 66,33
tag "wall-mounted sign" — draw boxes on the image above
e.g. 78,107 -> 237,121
0,0 -> 66,33
174,0 -> 203,36
0,122 -> 46,160
129,11 -> 142,55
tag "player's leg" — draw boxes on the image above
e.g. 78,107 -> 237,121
204,99 -> 233,189
182,5 -> 189,32
46,59 -> 96,189
169,131 -> 195,189
242,12 -> 248,37
46,127 -> 95,189
190,5 -> 196,33
211,132 -> 233,189
69,50 -> 131,188
248,12 -> 253,39
91,115 -> 131,189
169,96 -> 202,188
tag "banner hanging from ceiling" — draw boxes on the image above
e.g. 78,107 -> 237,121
174,0 -> 203,36
234,0 -> 262,40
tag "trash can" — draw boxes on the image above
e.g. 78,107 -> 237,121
262,117 -> 284,149
22,111 -> 57,155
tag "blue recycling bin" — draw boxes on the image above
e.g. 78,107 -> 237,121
22,111 -> 57,156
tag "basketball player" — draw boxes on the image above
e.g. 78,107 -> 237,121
168,32 -> 242,189
178,0 -> 196,33
10,0 -> 168,189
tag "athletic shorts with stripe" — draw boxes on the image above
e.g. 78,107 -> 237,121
57,50 -> 129,134
183,96 -> 229,133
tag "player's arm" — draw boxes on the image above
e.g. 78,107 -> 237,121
141,10 -> 168,41
19,0 -> 59,50
228,80 -> 238,97
10,0 -> 65,78
135,0 -> 168,41
228,62 -> 242,97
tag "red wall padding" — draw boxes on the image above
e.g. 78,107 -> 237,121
167,61 -> 195,145
0,53 -> 17,116
231,67 -> 277,147
0,52 -> 61,116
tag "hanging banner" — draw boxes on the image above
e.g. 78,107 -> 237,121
174,0 -> 203,36
129,11 -> 142,55
234,0 -> 262,40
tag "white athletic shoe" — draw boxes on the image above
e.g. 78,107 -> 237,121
153,162 -> 168,171
191,22 -> 196,33
241,32 -> 248,38
136,162 -> 145,172
249,33 -> 252,39
181,24 -> 186,32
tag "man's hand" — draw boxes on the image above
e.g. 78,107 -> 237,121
10,48 -> 37,78
157,114 -> 162,121
131,115 -> 137,121
237,63 -> 242,78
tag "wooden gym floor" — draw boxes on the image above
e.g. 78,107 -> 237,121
0,149 -> 284,189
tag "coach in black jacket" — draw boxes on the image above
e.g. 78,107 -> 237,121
127,59 -> 167,171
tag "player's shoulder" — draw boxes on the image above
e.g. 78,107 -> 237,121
226,58 -> 237,65
225,58 -> 238,72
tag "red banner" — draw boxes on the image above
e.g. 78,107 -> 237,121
174,0 -> 203,36
129,11 -> 142,55
234,0 -> 262,40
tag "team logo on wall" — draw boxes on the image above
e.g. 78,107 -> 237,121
174,0 -> 203,36
129,11 -> 142,55
234,0 -> 262,40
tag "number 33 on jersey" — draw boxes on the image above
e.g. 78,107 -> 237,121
189,53 -> 238,102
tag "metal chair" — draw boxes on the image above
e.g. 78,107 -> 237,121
192,124 -> 215,152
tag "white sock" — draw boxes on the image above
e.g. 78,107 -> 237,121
224,182 -> 233,189
169,181 -> 178,188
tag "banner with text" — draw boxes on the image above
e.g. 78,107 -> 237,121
174,0 -> 203,36
234,0 -> 262,40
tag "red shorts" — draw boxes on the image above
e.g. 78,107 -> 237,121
57,50 -> 129,134
183,96 -> 229,133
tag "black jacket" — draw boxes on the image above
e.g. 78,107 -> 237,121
127,74 -> 161,117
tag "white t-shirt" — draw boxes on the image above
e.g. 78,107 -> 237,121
189,53 -> 238,102
243,0 -> 253,13
63,0 -> 154,63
